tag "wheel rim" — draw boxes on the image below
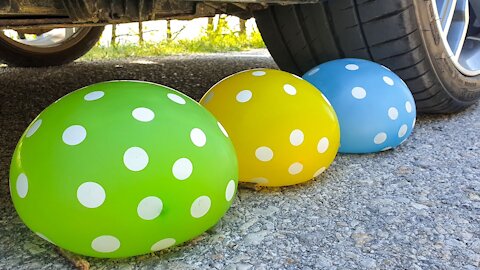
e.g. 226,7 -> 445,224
432,0 -> 480,76
0,27 -> 91,54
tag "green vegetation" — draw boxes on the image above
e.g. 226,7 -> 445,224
82,22 -> 265,60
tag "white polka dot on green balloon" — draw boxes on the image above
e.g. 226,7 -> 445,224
225,180 -> 236,201
190,128 -> 206,147
252,70 -> 266,76
217,122 -> 229,137
26,119 -> 42,138
190,196 -> 211,218
288,162 -> 303,175
123,147 -> 149,172
132,107 -> 155,122
91,235 -> 120,253
352,87 -> 366,99
383,76 -> 394,86
236,90 -> 252,103
84,91 -> 104,101
16,173 -> 28,198
317,137 -> 329,153
283,84 -> 297,95
77,182 -> 105,208
345,64 -> 359,71
167,93 -> 186,104
255,146 -> 273,162
137,196 -> 163,220
374,132 -> 387,144
313,167 -> 326,178
151,238 -> 176,251
290,129 -> 304,146
405,101 -> 413,113
172,158 -> 193,180
388,107 -> 399,120
398,124 -> 408,138
62,125 -> 86,145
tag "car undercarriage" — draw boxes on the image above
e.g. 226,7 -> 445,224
0,0 -> 313,29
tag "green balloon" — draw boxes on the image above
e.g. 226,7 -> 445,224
9,81 -> 238,258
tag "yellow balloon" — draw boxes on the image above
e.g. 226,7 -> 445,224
200,69 -> 340,187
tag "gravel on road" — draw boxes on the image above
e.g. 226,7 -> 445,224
1,50 -> 479,270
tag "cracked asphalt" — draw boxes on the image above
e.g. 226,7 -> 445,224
1,50 -> 479,269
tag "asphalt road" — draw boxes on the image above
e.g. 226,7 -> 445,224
1,50 -> 479,270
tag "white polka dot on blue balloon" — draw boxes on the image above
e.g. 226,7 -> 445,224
383,76 -> 394,86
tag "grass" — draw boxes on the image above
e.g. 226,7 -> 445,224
81,27 -> 266,61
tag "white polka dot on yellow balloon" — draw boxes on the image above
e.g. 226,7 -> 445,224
200,69 -> 340,187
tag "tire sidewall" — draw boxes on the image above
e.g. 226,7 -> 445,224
414,0 -> 480,103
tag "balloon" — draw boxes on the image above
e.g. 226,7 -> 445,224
303,58 -> 417,153
200,69 -> 340,187
9,81 -> 238,258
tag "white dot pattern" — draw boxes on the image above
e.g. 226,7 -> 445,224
123,147 -> 149,172
313,167 -> 326,178
137,196 -> 163,220
308,67 -> 320,76
84,91 -> 105,101
374,132 -> 387,144
351,87 -> 366,99
283,84 -> 297,95
225,180 -> 236,201
190,196 -> 211,218
383,76 -> 394,86
388,107 -> 399,120
26,119 -> 42,138
289,129 -> 304,146
236,90 -> 252,103
151,238 -> 176,251
317,137 -> 329,153
172,158 -> 193,180
252,70 -> 266,76
190,128 -> 206,147
255,146 -> 273,162
345,64 -> 359,71
132,107 -> 155,122
16,173 -> 28,198
77,182 -> 106,208
91,235 -> 120,253
167,93 -> 186,104
250,177 -> 268,184
288,162 -> 303,175
62,125 -> 87,146
398,124 -> 408,138
405,101 -> 413,113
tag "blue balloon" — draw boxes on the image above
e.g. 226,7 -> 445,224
303,58 -> 416,153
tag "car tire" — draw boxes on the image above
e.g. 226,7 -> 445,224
254,0 -> 480,113
0,26 -> 104,67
